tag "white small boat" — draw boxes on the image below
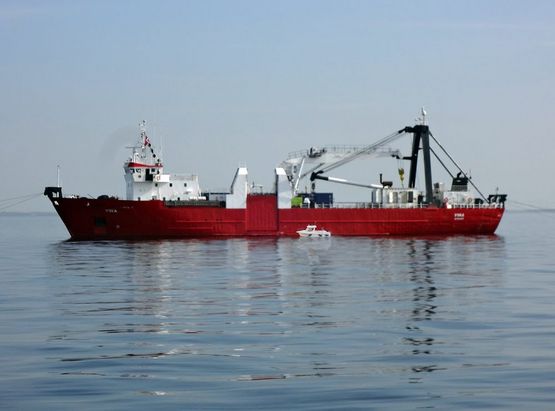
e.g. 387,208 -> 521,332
296,225 -> 331,238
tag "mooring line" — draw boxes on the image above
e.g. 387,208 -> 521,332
508,199 -> 555,213
0,193 -> 43,212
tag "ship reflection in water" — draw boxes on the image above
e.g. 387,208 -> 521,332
405,240 -> 444,378
48,234 -> 506,401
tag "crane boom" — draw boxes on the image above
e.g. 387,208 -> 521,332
281,129 -> 408,195
310,172 -> 384,189
314,129 -> 405,176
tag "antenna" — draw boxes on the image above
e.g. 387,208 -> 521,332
159,130 -> 163,162
139,120 -> 147,147
421,107 -> 427,125
57,165 -> 61,187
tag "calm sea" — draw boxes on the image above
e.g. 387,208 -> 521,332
1,211 -> 554,410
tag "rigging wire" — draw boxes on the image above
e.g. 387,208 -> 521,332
429,146 -> 455,179
429,131 -> 488,201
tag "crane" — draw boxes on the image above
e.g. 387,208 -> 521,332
279,129 -> 407,196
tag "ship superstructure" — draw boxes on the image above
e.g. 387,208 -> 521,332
123,121 -> 203,202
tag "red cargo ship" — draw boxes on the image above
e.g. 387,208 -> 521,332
45,115 -> 506,240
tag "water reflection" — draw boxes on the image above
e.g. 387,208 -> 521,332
403,239 -> 440,378
47,234 -> 506,385
400,236 -> 506,381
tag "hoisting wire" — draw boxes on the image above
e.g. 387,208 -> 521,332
397,156 -> 405,188
429,131 -> 488,202
0,193 -> 43,212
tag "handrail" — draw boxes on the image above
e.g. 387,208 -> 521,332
297,202 -> 504,210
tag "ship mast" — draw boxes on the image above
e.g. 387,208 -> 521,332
401,124 -> 433,204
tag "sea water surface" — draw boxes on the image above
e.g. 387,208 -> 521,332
1,211 -> 554,410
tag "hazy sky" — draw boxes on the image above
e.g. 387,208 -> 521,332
2,0 -> 554,211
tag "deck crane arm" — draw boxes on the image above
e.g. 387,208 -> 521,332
295,129 -> 407,192
308,129 -> 407,178
310,171 -> 387,189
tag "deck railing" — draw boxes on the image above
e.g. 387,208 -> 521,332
298,202 -> 504,210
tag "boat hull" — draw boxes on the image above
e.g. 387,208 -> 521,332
49,194 -> 504,240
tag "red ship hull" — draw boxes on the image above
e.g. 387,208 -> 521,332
50,194 -> 504,240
